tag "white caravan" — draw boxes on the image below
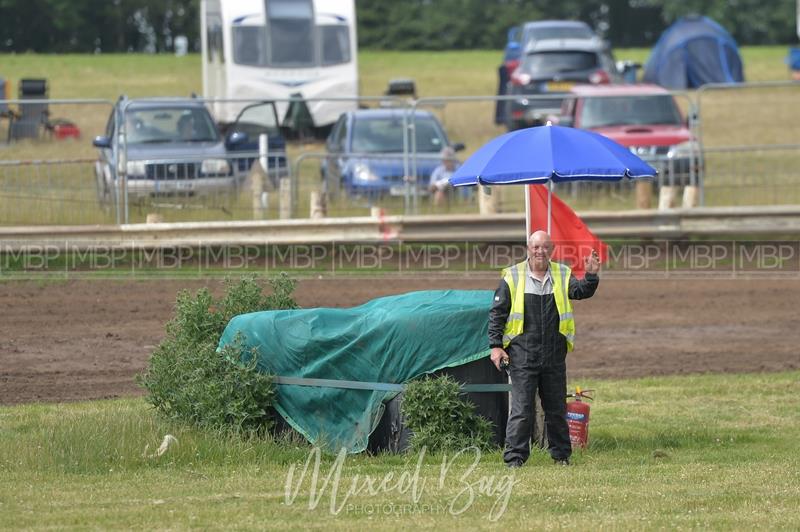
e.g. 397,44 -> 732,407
201,0 -> 358,133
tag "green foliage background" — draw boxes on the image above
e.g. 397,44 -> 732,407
0,0 -> 797,53
401,375 -> 494,452
138,274 -> 298,432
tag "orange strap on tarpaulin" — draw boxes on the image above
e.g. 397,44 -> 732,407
527,184 -> 608,279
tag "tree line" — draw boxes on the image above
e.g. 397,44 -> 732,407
0,0 -> 797,53
0,0 -> 199,53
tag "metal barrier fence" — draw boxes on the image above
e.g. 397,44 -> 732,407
0,158 -> 111,225
0,82 -> 798,225
0,99 -> 116,225
695,81 -> 800,207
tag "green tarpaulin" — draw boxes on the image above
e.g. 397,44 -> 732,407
218,290 -> 494,452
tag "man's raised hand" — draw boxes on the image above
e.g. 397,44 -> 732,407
584,248 -> 601,274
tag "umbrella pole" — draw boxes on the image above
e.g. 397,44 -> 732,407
547,181 -> 553,234
525,184 -> 531,237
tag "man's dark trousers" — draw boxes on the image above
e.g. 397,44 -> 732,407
504,357 -> 571,464
501,291 -> 572,465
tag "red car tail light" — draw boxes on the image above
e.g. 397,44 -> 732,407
510,70 -> 531,86
505,59 -> 520,75
588,69 -> 611,84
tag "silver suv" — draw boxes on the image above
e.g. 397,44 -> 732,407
92,97 -> 237,203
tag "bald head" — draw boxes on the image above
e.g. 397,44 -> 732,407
528,230 -> 551,247
527,231 -> 554,271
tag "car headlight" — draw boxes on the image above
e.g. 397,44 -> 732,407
353,162 -> 379,182
201,159 -> 231,175
126,160 -> 146,177
668,140 -> 702,159
629,146 -> 653,157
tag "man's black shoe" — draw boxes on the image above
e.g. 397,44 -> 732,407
506,459 -> 523,469
554,458 -> 570,466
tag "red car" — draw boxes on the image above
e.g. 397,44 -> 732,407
554,84 -> 703,186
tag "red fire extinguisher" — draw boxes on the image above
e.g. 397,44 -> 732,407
566,387 -> 593,449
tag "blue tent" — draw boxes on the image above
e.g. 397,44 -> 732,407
643,15 -> 744,89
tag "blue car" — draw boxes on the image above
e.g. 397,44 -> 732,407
321,109 -> 463,198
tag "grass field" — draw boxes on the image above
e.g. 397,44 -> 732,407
1,47 -> 794,101
0,47 -> 799,223
1,370 -> 798,529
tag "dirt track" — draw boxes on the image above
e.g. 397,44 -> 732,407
1,276 -> 799,405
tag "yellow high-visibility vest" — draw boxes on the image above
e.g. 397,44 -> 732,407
501,260 -> 576,351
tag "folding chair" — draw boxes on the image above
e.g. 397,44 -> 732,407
9,78 -> 49,141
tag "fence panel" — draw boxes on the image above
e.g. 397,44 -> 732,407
0,100 -> 115,225
1,84 -> 799,226
697,81 -> 800,207
0,159 -> 113,225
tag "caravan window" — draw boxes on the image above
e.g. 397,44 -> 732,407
320,25 -> 350,66
233,26 -> 267,66
266,0 -> 314,67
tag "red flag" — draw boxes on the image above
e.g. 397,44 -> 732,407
527,184 -> 608,279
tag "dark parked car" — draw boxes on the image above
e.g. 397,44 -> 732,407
502,37 -> 621,130
502,20 -> 599,74
321,109 -> 463,197
496,20 -> 602,125
92,97 -> 287,204
224,101 -> 289,186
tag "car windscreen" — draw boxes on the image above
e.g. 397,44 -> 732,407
579,95 -> 684,129
350,116 -> 446,153
522,51 -> 598,76
527,27 -> 595,43
124,107 -> 219,144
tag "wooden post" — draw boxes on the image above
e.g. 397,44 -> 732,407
251,165 -> 266,219
658,186 -> 678,210
310,191 -> 327,218
682,186 -> 700,208
279,177 -> 292,219
635,180 -> 653,209
478,185 -> 498,215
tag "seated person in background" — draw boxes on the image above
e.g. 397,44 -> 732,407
428,146 -> 460,207
177,113 -> 196,141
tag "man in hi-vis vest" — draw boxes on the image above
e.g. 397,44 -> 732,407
488,230 -> 600,468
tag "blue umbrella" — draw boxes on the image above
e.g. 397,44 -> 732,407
448,123 -> 656,232
450,124 -> 656,186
